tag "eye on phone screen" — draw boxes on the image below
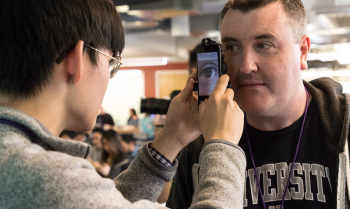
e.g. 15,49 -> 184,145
197,52 -> 219,99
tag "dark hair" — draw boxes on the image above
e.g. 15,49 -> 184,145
59,130 -> 80,139
101,130 -> 123,166
0,0 -> 125,99
92,127 -> 104,136
122,135 -> 136,144
188,43 -> 202,74
220,0 -> 307,42
130,109 -> 137,116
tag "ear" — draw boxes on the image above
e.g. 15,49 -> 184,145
66,40 -> 84,84
299,35 -> 311,71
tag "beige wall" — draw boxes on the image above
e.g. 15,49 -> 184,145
156,70 -> 189,99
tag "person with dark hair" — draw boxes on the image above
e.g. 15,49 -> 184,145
127,108 -> 139,127
59,130 -> 80,140
167,0 -> 350,209
121,134 -> 138,159
86,127 -> 104,167
97,130 -> 131,179
96,106 -> 115,129
0,0 -> 247,208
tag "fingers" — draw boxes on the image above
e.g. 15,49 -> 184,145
224,87 -> 234,100
177,78 -> 195,102
188,69 -> 198,82
211,74 -> 230,97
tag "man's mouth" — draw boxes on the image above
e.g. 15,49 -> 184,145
240,81 -> 265,87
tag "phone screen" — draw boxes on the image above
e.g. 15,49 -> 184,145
197,52 -> 220,98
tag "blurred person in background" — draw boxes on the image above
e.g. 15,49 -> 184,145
127,108 -> 139,127
73,132 -> 88,142
59,130 -> 80,140
86,127 -> 104,168
98,130 -> 132,179
140,113 -> 155,141
96,106 -> 115,129
121,134 -> 137,159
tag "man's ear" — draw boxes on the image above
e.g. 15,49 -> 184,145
66,40 -> 84,84
299,35 -> 311,71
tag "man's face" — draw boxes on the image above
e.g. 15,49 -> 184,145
92,132 -> 103,148
220,2 -> 305,116
66,47 -> 111,131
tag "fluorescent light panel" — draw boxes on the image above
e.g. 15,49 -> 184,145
302,70 -> 350,78
117,70 -> 142,77
116,5 -> 129,13
308,52 -> 350,64
122,57 -> 168,67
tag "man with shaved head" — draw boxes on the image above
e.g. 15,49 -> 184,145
168,0 -> 350,208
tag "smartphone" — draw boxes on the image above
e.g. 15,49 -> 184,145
196,38 -> 224,104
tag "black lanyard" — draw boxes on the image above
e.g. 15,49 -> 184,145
0,119 -> 38,144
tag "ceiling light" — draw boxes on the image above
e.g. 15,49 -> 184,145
121,57 -> 168,67
309,27 -> 350,36
334,43 -> 350,53
302,70 -> 336,78
116,70 -> 143,77
302,69 -> 350,78
116,5 -> 129,13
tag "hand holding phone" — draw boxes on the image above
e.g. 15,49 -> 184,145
199,75 -> 244,145
151,70 -> 201,161
196,38 -> 228,104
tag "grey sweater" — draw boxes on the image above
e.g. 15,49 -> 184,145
0,106 -> 246,208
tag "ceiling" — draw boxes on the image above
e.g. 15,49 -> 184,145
112,0 -> 350,67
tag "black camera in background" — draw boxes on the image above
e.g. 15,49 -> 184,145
140,90 -> 180,115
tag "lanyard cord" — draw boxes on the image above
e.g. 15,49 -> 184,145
0,119 -> 38,144
245,87 -> 309,209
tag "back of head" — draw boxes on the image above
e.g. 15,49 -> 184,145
220,0 -> 307,42
131,109 -> 137,116
0,0 -> 125,99
122,135 -> 136,145
59,130 -> 80,139
92,127 -> 104,136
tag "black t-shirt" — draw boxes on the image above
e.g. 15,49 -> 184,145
239,99 -> 334,209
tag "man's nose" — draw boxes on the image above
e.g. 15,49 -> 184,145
238,49 -> 258,74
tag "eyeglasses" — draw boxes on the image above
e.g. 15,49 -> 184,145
55,44 -> 122,79
83,44 -> 122,79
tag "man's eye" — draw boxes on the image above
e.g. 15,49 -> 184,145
257,43 -> 271,49
227,45 -> 237,51
202,68 -> 216,78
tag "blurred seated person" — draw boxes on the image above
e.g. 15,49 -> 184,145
120,134 -> 137,159
97,130 -> 132,179
127,108 -> 139,127
59,130 -> 80,140
140,113 -> 155,141
73,132 -> 88,142
86,128 -> 104,168
96,106 -> 115,129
